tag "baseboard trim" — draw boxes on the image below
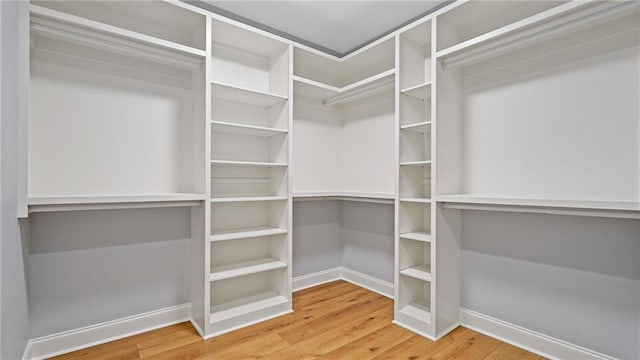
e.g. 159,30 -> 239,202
26,303 -> 191,360
292,267 -> 393,299
341,267 -> 394,298
460,308 -> 616,360
292,267 -> 342,291
392,320 -> 437,341
203,309 -> 294,339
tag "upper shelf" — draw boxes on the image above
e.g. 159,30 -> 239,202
293,69 -> 395,107
437,194 -> 640,219
212,81 -> 288,107
28,194 -> 206,213
436,1 -> 639,68
293,192 -> 395,205
30,4 -> 206,66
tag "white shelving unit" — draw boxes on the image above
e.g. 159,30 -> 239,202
432,0 -> 640,344
435,1 -> 640,207
395,19 -> 440,338
292,38 -> 396,198
26,3 -> 208,215
19,1 -> 640,358
207,16 -> 292,337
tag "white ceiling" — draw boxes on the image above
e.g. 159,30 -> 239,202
198,1 -> 447,56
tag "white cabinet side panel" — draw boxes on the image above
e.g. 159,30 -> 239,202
461,45 -> 639,201
340,98 -> 395,195
292,102 -> 341,193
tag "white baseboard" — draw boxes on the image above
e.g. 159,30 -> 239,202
25,303 -> 191,360
460,308 -> 616,360
292,267 -> 342,291
341,267 -> 394,298
292,267 -> 393,299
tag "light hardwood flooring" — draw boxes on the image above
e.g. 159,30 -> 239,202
51,280 -> 545,360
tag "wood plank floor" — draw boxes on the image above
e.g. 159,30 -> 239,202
51,281 -> 545,360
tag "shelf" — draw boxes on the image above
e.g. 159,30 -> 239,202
210,196 -> 288,203
400,161 -> 432,166
400,82 -> 431,101
401,122 -> 431,133
398,302 -> 431,323
210,226 -> 288,242
437,195 -> 640,219
211,121 -> 287,137
30,5 -> 206,65
400,265 -> 432,282
400,232 -> 432,243
212,81 -> 288,107
293,69 -> 395,106
210,258 -> 287,282
293,76 -> 340,100
436,1 -> 635,68
400,198 -> 432,204
293,192 -> 395,205
27,194 -> 206,213
211,160 -> 288,168
210,291 -> 289,324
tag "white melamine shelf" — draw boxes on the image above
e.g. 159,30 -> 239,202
435,2 -> 632,67
400,82 -> 431,101
27,194 -> 206,213
399,302 -> 431,323
211,121 -> 287,137
293,192 -> 395,204
210,258 -> 287,282
400,232 -> 432,243
210,291 -> 288,324
293,69 -> 396,106
293,76 -> 340,99
400,198 -> 432,204
210,226 -> 288,242
211,81 -> 288,107
437,195 -> 640,219
401,122 -> 431,133
210,196 -> 288,203
30,5 -> 206,60
400,160 -> 432,166
400,265 -> 432,282
211,160 -> 288,168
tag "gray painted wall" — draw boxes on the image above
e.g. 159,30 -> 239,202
29,208 -> 192,338
340,201 -> 394,283
292,200 -> 342,277
1,1 -> 30,358
292,200 -> 394,283
461,211 -> 640,360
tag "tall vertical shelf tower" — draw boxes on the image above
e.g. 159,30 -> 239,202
205,17 -> 293,337
394,19 -> 444,338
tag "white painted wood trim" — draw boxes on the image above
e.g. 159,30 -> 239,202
25,304 -> 191,360
392,320 -> 437,341
292,267 -> 394,299
292,267 -> 342,291
341,268 -> 394,299
460,308 -> 617,360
